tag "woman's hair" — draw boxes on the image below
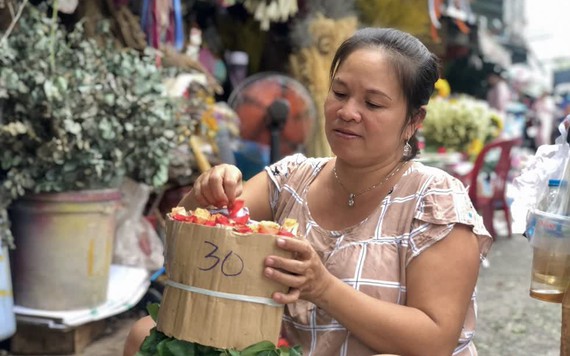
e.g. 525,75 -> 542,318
329,27 -> 440,160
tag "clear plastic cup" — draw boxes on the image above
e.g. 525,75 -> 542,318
527,209 -> 570,303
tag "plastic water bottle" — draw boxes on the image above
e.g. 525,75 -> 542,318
538,179 -> 563,212
545,179 -> 570,216
523,179 -> 562,241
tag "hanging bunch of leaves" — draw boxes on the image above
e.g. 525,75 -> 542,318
241,0 -> 299,31
355,0 -> 431,37
0,4 -> 178,248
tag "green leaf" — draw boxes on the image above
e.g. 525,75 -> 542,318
139,328 -> 168,354
166,339 -> 196,356
195,344 -> 222,355
241,341 -> 276,356
43,79 -> 58,101
289,346 -> 302,356
156,339 -> 173,356
256,351 -> 278,356
147,303 -> 160,322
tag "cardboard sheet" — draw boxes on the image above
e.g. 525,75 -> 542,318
14,264 -> 149,329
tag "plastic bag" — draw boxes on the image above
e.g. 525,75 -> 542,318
510,117 -> 570,234
113,178 -> 164,270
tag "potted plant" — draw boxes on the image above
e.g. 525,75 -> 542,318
0,4 -> 177,310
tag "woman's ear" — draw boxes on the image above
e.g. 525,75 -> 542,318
406,107 -> 426,139
416,106 -> 427,124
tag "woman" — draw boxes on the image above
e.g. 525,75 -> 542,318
124,28 -> 492,356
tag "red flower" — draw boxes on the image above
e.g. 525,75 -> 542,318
228,200 -> 245,218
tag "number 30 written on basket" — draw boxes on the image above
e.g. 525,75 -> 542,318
198,241 -> 245,277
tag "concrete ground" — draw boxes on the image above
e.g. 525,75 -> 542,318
3,231 -> 565,356
476,233 -> 562,356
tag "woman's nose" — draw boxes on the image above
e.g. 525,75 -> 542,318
337,99 -> 362,122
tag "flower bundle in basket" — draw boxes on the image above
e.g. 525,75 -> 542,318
137,201 -> 302,355
423,95 -> 503,158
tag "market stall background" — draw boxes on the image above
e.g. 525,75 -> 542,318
1,0 -> 568,354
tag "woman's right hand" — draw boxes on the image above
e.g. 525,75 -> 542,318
190,164 -> 244,208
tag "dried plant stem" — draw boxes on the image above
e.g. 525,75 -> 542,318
49,0 -> 59,71
0,0 -> 28,46
8,1 -> 16,17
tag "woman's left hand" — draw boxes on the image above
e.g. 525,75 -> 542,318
264,237 -> 335,305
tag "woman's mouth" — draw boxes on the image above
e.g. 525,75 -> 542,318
333,129 -> 361,139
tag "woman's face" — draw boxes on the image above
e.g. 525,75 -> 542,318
324,48 -> 411,166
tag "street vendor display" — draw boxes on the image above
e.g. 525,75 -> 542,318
137,201 -> 302,355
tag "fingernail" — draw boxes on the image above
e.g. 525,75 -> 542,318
276,238 -> 286,246
265,267 -> 273,277
266,257 -> 274,266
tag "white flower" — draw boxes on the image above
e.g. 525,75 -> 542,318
423,95 -> 500,152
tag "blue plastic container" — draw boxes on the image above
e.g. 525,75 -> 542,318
234,140 -> 270,180
0,245 -> 16,341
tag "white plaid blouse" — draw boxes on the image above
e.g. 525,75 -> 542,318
265,154 -> 493,356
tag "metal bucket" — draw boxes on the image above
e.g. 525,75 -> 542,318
0,245 -> 15,341
9,189 -> 121,311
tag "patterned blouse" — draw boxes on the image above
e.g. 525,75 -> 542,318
265,154 -> 493,356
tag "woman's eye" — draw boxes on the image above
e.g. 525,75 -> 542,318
366,102 -> 383,109
333,91 -> 346,98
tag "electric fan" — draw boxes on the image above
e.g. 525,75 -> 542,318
228,72 -> 317,165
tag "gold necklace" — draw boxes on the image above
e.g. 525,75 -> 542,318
333,162 -> 406,207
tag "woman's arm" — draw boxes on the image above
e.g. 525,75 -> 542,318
266,224 -> 480,356
123,315 -> 155,356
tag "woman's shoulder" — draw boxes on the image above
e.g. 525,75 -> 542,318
403,161 -> 466,194
402,162 -> 492,262
266,153 -> 329,176
265,153 -> 330,189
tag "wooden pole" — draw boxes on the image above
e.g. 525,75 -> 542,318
560,287 -> 570,356
189,136 -> 212,173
